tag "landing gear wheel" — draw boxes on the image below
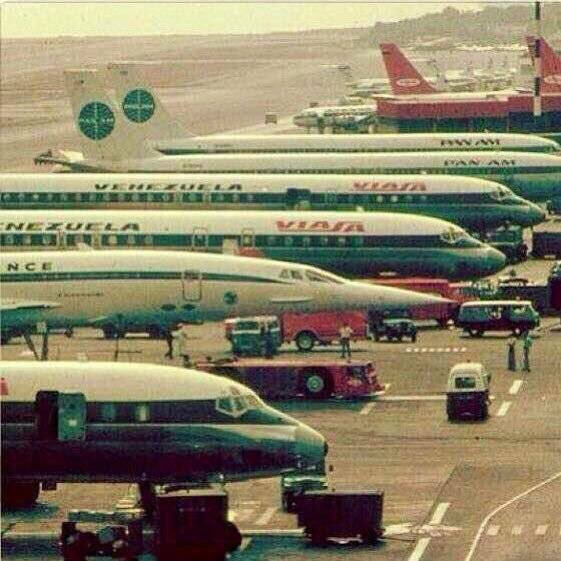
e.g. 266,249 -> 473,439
468,329 -> 484,338
302,371 -> 332,399
64,328 -> 74,338
102,325 -> 124,340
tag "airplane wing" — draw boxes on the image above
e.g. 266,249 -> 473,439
0,299 -> 61,330
33,149 -> 104,172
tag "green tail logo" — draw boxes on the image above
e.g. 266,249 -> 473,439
122,89 -> 155,123
78,102 -> 115,140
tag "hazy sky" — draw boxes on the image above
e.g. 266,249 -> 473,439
1,2 -> 483,38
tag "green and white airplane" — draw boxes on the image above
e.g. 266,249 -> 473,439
0,210 -> 507,280
38,69 -> 561,206
1,360 -> 326,509
0,249 -> 449,344
104,61 -> 559,155
0,172 -> 546,231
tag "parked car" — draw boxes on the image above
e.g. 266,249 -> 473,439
370,310 -> 417,343
446,362 -> 491,421
456,300 -> 540,337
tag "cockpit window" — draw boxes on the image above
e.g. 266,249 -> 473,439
215,386 -> 262,418
440,227 -> 466,245
290,270 -> 304,280
490,187 -> 509,201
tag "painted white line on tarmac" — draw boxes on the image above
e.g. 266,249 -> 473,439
509,380 -> 523,395
535,525 -> 548,535
464,470 -> 561,561
255,506 -> 277,526
239,537 -> 252,551
430,502 -> 451,525
496,401 -> 512,417
360,402 -> 375,415
408,537 -> 431,561
511,525 -> 523,535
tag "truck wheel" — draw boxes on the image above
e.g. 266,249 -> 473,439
411,333 -> 417,343
223,521 -> 242,553
1,481 -> 40,510
374,333 -> 380,342
481,403 -> 489,421
302,371 -> 332,399
64,328 -> 74,338
295,331 -> 316,352
102,325 -> 124,340
396,334 -> 403,342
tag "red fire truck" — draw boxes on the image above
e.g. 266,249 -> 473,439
196,359 -> 384,399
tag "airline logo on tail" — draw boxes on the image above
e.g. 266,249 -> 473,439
78,102 -> 115,140
122,89 -> 156,123
380,42 -> 437,96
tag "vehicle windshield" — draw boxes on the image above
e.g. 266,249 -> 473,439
233,321 -> 259,331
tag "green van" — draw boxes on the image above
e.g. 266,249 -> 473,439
457,300 -> 539,337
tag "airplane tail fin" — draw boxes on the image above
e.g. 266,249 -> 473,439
379,42 -> 438,95
525,36 -> 561,93
106,61 -> 193,142
64,69 -> 157,162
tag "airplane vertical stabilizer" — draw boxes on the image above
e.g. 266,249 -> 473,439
107,61 -> 193,143
64,69 -> 157,162
525,36 -> 561,93
380,43 -> 438,95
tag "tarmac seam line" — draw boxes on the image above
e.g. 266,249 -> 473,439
464,470 -> 561,561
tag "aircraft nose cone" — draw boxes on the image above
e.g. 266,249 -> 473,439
485,247 -> 507,275
294,423 -> 327,471
526,203 -> 547,226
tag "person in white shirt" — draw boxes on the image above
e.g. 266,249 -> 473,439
338,322 -> 353,360
173,323 -> 191,367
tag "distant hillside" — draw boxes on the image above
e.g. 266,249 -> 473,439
366,4 -> 561,47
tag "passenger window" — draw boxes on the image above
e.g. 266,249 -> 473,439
144,235 -> 153,246
455,377 -> 476,389
135,404 -> 150,422
376,195 -> 384,203
108,235 -> 118,246
291,270 -> 304,280
100,403 -> 116,422
302,237 -> 311,247
23,235 -> 31,245
280,269 -> 291,279
390,195 -> 398,203
267,236 -> 277,246
337,237 -> 346,247
127,235 -> 136,245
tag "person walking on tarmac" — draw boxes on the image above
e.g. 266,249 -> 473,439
173,323 -> 191,367
507,335 -> 517,372
338,322 -> 353,360
522,330 -> 533,372
164,324 -> 176,360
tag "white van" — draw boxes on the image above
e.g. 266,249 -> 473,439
446,362 -> 491,421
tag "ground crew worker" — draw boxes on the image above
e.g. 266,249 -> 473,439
522,330 -> 533,372
164,325 -> 175,360
338,322 -> 353,360
173,323 -> 191,367
507,335 -> 517,372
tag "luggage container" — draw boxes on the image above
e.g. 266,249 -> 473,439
296,490 -> 384,545
155,489 -> 241,561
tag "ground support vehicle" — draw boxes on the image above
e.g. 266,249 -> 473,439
296,490 -> 384,545
456,300 -> 540,337
280,473 -> 328,513
224,316 -> 281,357
532,230 -> 561,259
369,310 -> 417,342
366,278 -> 464,326
196,359 -> 383,399
446,362 -> 491,421
481,226 -> 528,264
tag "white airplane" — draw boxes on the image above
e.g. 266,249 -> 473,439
2,360 -> 326,509
0,249 -> 449,344
0,209 -> 507,280
0,172 -> 546,231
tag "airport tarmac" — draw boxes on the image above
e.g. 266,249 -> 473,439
2,309 -> 560,561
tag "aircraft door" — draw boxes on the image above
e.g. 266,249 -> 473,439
285,188 -> 312,209
192,227 -> 208,249
182,270 -> 202,301
241,228 -> 255,248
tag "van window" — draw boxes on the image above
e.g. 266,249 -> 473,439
135,404 -> 150,422
455,376 -> 476,389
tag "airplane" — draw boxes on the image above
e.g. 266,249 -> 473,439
379,43 -> 524,97
0,210 -> 507,281
1,360 -> 327,509
525,36 -> 561,94
0,172 -> 546,231
102,63 -> 559,154
39,69 -> 561,205
0,248 -> 451,344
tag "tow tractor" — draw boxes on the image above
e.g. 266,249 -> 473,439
196,358 -> 385,400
